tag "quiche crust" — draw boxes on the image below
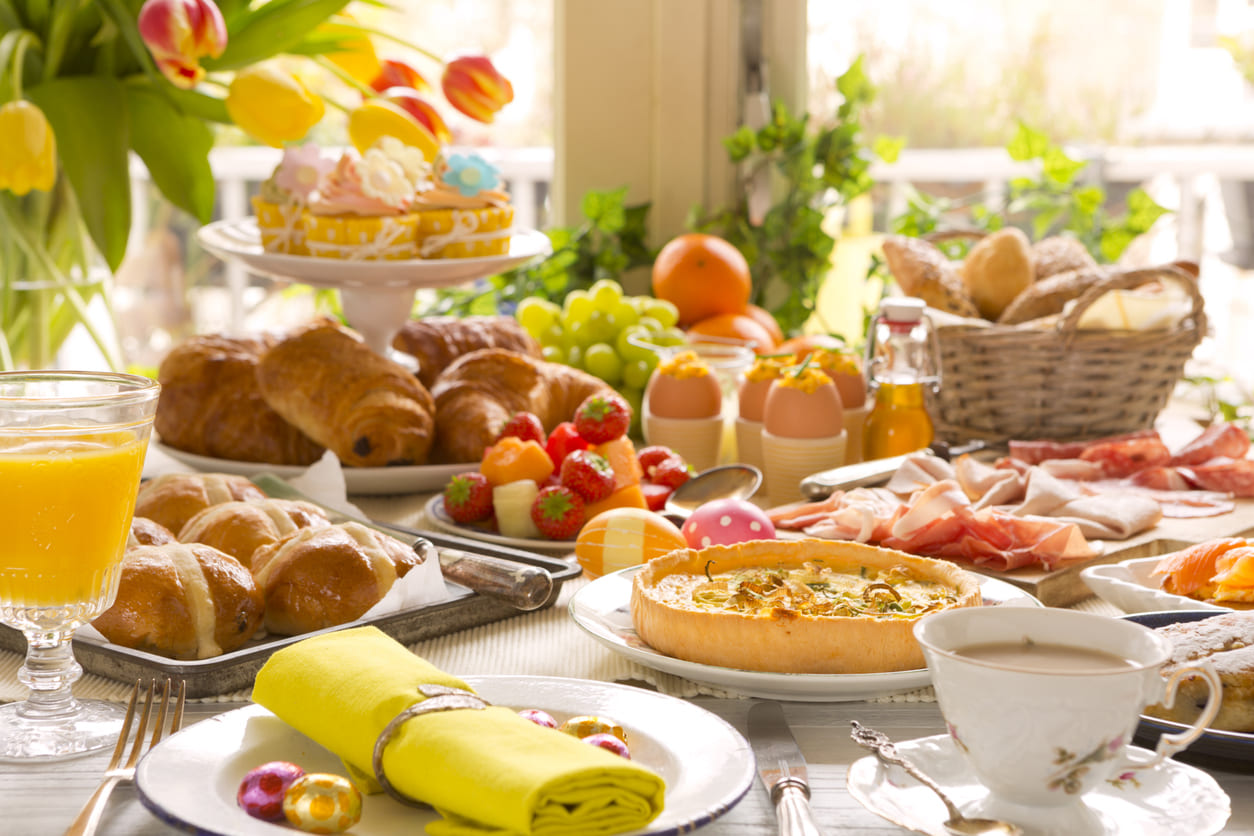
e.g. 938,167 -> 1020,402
630,538 -> 982,674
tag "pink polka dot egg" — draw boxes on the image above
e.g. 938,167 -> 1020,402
681,498 -> 776,548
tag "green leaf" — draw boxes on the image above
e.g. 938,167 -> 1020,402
1099,228 -> 1136,263
1041,147 -> 1086,186
1006,121 -> 1049,161
1126,187 -> 1172,231
1071,185 -> 1104,216
873,135 -> 904,163
26,77 -> 131,271
126,87 -> 216,223
96,0 -> 167,87
206,0 -> 353,71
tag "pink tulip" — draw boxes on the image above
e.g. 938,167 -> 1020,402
138,0 -> 227,89
441,55 -> 514,123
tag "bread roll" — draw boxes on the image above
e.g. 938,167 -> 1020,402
177,499 -> 331,569
154,334 -> 325,466
996,267 -> 1111,325
256,319 -> 436,468
93,542 -> 265,660
392,315 -> 542,388
135,473 -> 267,536
960,227 -> 1034,320
1145,613 -> 1254,732
430,348 -> 615,463
251,522 -> 422,635
1030,235 -> 1098,281
128,517 -> 177,550
881,236 -> 980,318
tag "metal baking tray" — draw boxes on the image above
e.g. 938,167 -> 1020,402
0,530 -> 579,699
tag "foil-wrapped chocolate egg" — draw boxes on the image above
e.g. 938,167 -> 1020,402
583,732 -> 631,759
282,773 -> 363,834
559,715 -> 627,744
518,708 -> 558,729
237,761 -> 305,821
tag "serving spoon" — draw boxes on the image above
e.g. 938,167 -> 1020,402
850,722 -> 1023,836
662,463 -> 762,521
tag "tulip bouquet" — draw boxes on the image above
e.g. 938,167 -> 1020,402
0,0 -> 513,370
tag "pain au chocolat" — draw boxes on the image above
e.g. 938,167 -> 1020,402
630,539 -> 982,674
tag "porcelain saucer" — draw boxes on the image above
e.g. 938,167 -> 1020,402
846,733 -> 1230,836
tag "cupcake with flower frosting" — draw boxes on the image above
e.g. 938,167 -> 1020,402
412,152 -> 513,258
252,144 -> 333,255
302,141 -> 422,261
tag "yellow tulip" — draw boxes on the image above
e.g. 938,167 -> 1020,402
226,65 -> 325,148
347,99 -> 439,161
0,101 -> 57,195
318,18 -> 382,86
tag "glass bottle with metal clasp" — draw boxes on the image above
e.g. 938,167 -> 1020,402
862,297 -> 941,461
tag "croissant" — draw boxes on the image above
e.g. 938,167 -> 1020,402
392,315 -> 541,388
134,473 -> 267,536
430,348 -> 615,462
93,542 -> 265,660
250,522 -> 422,635
154,334 -> 325,466
177,499 -> 331,570
256,318 -> 437,467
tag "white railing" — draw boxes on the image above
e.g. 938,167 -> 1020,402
128,143 -> 1254,332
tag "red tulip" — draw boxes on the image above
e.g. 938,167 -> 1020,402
138,0 -> 227,89
370,58 -> 431,94
441,55 -> 514,123
380,87 -> 451,144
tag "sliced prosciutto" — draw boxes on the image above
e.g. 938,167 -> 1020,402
1007,429 -> 1160,465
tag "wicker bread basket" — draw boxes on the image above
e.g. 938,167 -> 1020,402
931,264 -> 1206,444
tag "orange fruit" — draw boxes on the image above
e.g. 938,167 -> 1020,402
651,233 -> 752,326
687,312 -> 778,354
743,304 -> 784,348
776,333 -> 848,357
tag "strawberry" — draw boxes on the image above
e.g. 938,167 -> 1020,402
650,455 -> 692,489
530,485 -> 586,540
496,411 -> 546,445
640,482 -> 673,512
637,445 -> 678,476
573,393 -> 632,444
560,449 -> 616,502
443,472 -> 494,523
545,421 -> 590,469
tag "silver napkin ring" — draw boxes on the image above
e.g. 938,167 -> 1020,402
371,684 -> 490,808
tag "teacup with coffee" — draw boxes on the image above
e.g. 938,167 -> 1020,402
914,607 -> 1220,811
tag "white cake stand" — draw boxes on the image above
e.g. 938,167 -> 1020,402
196,218 -> 552,355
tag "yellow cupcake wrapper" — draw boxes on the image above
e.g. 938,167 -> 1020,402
253,197 -> 309,255
416,207 -> 515,259
304,213 -> 419,261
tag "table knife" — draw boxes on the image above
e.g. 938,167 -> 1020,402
798,439 -> 988,500
251,474 -> 553,611
747,700 -> 824,836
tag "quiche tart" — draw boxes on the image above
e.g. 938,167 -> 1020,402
630,538 -> 982,674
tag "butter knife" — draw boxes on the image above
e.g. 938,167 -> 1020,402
798,440 -> 987,500
251,474 -> 553,611
747,701 -> 824,836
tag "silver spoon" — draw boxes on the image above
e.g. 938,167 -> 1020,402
850,722 -> 1023,836
662,463 -> 762,520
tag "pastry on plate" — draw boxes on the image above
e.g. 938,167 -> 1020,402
134,472 -> 268,536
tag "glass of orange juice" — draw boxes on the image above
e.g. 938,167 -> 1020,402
0,371 -> 159,761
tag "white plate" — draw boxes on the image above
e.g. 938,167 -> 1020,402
424,494 -> 577,552
568,565 -> 1043,702
135,675 -> 754,836
197,218 -> 552,289
156,442 -> 475,496
846,733 -> 1230,836
1080,556 -> 1229,615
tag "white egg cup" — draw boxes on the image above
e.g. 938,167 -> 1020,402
643,407 -> 724,473
841,403 -> 869,465
734,416 -> 765,471
761,429 -> 847,506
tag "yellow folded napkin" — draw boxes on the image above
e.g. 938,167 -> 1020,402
252,626 -> 666,836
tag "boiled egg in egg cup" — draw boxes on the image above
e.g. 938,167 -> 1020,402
808,347 -> 868,464
760,361 -> 847,506
643,351 -> 726,472
735,353 -> 795,471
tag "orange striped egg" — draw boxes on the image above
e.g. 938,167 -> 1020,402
575,508 -> 687,577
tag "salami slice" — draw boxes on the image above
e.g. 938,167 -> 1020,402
1171,422 -> 1251,466
1079,435 -> 1172,478
1182,458 -> 1254,497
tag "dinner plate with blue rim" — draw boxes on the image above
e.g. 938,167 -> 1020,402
136,675 -> 754,835
1121,609 -> 1254,774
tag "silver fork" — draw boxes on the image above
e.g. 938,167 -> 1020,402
63,678 -> 187,836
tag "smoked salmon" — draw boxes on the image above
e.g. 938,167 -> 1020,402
1212,547 -> 1254,603
1151,538 -> 1249,599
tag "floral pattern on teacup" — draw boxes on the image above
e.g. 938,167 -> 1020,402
1048,734 -> 1123,794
